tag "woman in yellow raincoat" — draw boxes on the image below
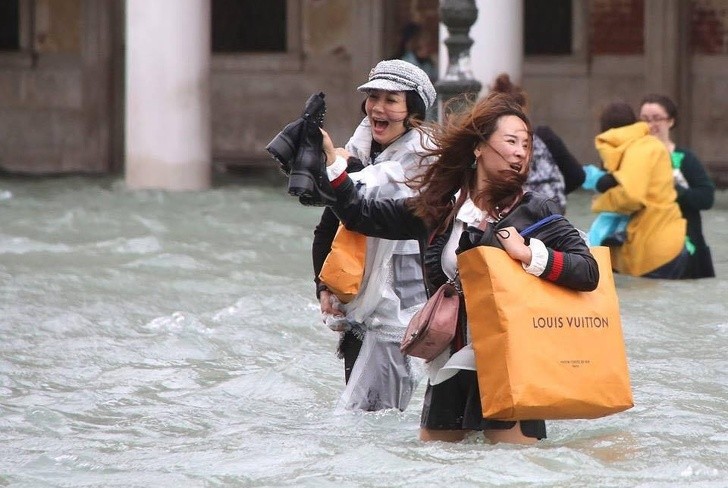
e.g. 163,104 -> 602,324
582,101 -> 688,278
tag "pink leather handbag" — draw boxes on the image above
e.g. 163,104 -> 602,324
400,281 -> 460,361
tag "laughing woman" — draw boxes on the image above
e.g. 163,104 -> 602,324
312,60 -> 437,411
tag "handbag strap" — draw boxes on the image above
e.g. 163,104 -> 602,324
520,214 -> 563,237
476,213 -> 563,237
448,272 -> 463,295
462,212 -> 562,293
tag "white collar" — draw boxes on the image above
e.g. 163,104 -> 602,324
455,194 -> 486,227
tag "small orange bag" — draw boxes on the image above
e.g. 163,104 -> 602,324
318,224 -> 367,303
457,245 -> 633,420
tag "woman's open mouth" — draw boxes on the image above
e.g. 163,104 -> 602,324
372,119 -> 390,133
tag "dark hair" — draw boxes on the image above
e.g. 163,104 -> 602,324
407,92 -> 532,232
360,90 -> 427,128
489,72 -> 528,111
395,22 -> 424,59
600,101 -> 637,132
640,93 -> 679,127
405,90 -> 427,123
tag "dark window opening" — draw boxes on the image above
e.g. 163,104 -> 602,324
524,0 -> 572,55
0,0 -> 20,51
212,0 -> 286,53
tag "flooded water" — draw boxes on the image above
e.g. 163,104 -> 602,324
0,172 -> 726,487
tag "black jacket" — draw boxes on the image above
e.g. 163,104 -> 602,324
329,177 -> 599,295
311,158 -> 365,298
674,147 -> 714,249
534,126 -> 585,194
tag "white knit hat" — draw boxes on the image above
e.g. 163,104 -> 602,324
357,59 -> 437,109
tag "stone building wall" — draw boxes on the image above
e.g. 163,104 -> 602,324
0,0 -> 115,174
1,0 -> 727,186
523,0 -> 728,186
212,0 -> 384,167
689,0 -> 728,186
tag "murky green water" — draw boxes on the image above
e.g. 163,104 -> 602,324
1,173 -> 726,487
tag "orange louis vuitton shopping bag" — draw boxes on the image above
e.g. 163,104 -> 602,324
319,224 -> 367,303
457,245 -> 633,421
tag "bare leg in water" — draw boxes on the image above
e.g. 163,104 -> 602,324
420,421 -> 537,445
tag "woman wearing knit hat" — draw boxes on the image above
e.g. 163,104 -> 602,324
311,59 -> 437,412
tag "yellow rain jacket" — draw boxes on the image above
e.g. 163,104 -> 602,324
592,122 -> 686,276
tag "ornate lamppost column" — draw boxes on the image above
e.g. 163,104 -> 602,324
436,0 -> 482,119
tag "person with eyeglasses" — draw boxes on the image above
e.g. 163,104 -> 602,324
639,94 -> 716,279
582,101 -> 688,279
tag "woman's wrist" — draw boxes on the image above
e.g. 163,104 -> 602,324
522,238 -> 548,276
326,155 -> 348,181
518,246 -> 533,265
316,283 -> 331,301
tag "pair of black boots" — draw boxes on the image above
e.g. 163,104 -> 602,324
265,92 -> 336,206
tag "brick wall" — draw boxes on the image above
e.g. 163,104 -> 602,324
590,0 -> 645,54
692,0 -> 728,54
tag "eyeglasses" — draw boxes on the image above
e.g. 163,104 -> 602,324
640,116 -> 670,123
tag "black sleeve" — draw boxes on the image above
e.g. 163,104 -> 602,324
311,207 -> 339,298
538,221 -> 600,292
311,157 -> 366,299
676,149 -> 715,211
330,177 -> 428,241
595,173 -> 619,193
524,198 -> 600,292
535,126 -> 585,193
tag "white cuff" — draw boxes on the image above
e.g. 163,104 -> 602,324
326,155 -> 348,181
523,238 -> 548,276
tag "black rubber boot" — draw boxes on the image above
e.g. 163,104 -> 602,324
265,118 -> 304,175
288,120 -> 337,206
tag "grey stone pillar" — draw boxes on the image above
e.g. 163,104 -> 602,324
436,0 -> 482,119
470,0 -> 523,90
125,0 -> 211,190
644,0 -> 690,144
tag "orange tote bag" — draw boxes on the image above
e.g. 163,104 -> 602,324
457,245 -> 633,420
318,224 -> 367,303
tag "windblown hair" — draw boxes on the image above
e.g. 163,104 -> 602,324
640,93 -> 678,126
600,101 -> 637,132
407,92 -> 532,233
490,72 -> 528,111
